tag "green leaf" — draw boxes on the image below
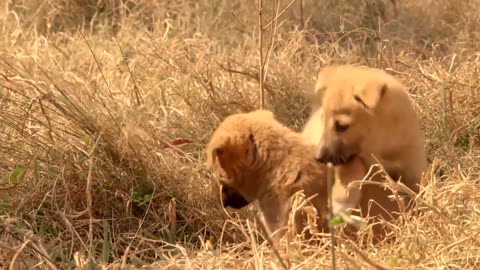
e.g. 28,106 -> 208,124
131,188 -> 153,203
143,193 -> 153,202
33,159 -> 40,183
131,189 -> 143,203
81,135 -> 91,145
0,199 -> 11,210
102,220 -> 111,263
8,165 -> 25,184
389,255 -> 397,267
329,215 -> 345,226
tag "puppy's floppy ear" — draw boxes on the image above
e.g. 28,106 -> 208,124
308,78 -> 327,110
206,145 -> 216,170
314,83 -> 327,97
353,83 -> 387,110
207,131 -> 258,173
313,64 -> 331,98
206,137 -> 230,170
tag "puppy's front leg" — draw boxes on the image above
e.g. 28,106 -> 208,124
258,195 -> 291,243
332,158 -> 367,215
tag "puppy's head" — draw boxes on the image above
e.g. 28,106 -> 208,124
206,110 -> 276,208
311,65 -> 390,165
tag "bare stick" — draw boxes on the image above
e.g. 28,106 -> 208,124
253,215 -> 289,270
339,239 -> 390,270
168,198 -> 177,244
326,162 -> 337,270
257,0 -> 265,109
86,132 -> 102,265
262,0 -> 280,83
9,240 -> 30,270
114,36 -> 143,106
299,0 -> 305,30
262,0 -> 299,30
257,0 -> 298,109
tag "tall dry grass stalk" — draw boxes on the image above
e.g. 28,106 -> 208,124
0,0 -> 479,269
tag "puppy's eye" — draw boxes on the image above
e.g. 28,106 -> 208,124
335,121 -> 349,133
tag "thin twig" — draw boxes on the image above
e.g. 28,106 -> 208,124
1,220 -> 59,269
8,240 -> 30,270
79,31 -> 116,103
262,0 -> 299,30
257,0 -> 265,109
262,0 -> 280,83
87,132 -> 103,265
299,0 -> 305,29
121,185 -> 157,268
339,239 -> 391,270
254,215 -> 289,270
218,62 -> 274,94
326,163 -> 337,270
114,36 -> 144,106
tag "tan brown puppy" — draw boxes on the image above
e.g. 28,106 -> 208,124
303,64 -> 428,223
206,110 -> 366,242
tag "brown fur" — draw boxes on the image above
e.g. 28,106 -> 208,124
206,110 -> 366,242
302,64 -> 428,237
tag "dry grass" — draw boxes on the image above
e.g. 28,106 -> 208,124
0,0 -> 479,269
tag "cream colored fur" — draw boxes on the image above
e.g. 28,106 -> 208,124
302,64 -> 428,228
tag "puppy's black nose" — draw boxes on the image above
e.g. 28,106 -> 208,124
222,185 -> 250,209
315,145 -> 330,164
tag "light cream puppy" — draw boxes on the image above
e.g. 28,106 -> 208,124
302,109 -> 364,216
206,110 -> 366,243
303,64 -> 428,218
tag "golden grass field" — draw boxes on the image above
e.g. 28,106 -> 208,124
0,0 -> 479,269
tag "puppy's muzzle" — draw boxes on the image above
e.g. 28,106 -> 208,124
315,143 -> 356,166
221,185 -> 250,209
